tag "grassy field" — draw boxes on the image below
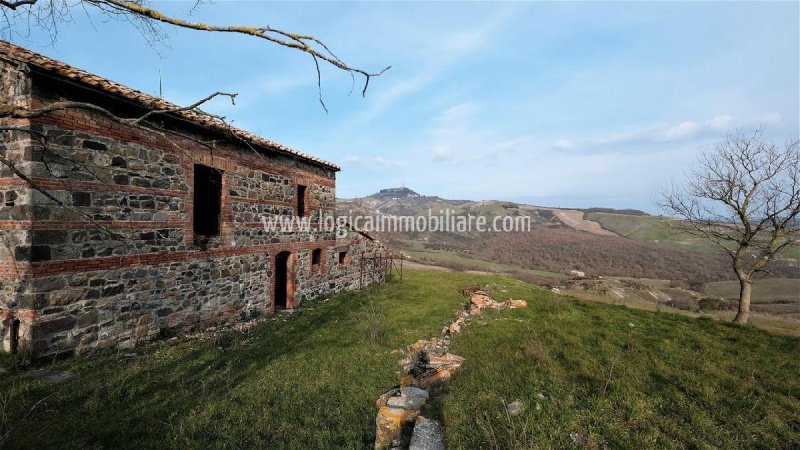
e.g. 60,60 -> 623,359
436,291 -> 800,448
402,244 -> 568,280
1,270 -> 799,448
585,212 -> 720,253
563,288 -> 800,337
586,212 -> 800,260
705,278 -> 800,303
0,272 -> 477,449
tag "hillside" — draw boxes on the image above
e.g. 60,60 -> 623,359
2,271 -> 798,448
339,188 -> 800,284
338,188 -> 559,225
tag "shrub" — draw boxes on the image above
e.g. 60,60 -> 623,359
699,297 -> 730,311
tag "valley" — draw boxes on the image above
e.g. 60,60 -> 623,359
339,187 -> 800,331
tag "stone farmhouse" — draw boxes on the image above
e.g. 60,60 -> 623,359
0,41 -> 387,359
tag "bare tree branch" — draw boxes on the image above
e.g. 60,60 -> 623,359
0,0 -> 37,10
1,0 -> 390,106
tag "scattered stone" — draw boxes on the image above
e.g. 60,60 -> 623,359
409,416 -> 445,450
387,394 -> 426,410
417,368 -> 455,389
376,388 -> 401,408
445,317 -> 465,335
375,405 -> 418,449
536,392 -> 546,400
374,288 -> 528,448
469,291 -> 528,314
401,386 -> 430,400
406,337 -> 450,356
426,353 -> 465,371
569,431 -> 588,447
507,400 -> 524,416
505,299 -> 528,309
117,339 -> 135,350
535,402 -> 542,411
469,290 -> 502,313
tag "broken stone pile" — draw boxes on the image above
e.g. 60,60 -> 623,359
374,290 -> 527,449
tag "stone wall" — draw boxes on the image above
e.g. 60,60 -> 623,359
0,60 -> 387,359
0,56 -> 35,353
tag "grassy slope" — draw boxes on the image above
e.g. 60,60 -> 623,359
0,272 -> 480,449
705,278 -> 800,303
587,212 -> 800,260
399,240 -> 568,280
585,212 -> 719,253
438,293 -> 800,449
2,271 -> 798,448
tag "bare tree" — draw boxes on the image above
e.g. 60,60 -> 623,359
661,129 -> 800,324
0,1 -> 388,266
1,0 -> 390,109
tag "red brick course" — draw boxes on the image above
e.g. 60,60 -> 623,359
0,239 -> 351,279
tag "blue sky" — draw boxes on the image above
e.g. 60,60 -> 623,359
5,1 -> 798,212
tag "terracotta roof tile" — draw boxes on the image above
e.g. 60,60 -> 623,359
0,40 -> 340,171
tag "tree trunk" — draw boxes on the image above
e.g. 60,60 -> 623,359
733,278 -> 752,324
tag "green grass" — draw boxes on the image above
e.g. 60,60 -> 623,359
0,271 -> 484,449
586,212 -> 720,253
402,246 -> 567,279
2,270 -> 798,448
587,212 -> 800,260
436,291 -> 800,449
705,278 -> 800,303
781,246 -> 800,260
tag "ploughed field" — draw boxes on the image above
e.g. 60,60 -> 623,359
1,271 -> 798,448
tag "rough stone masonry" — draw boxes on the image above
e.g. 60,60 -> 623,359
0,41 -> 387,359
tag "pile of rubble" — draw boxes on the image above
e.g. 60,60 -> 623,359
374,290 -> 527,449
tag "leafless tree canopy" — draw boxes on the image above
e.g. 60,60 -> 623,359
661,129 -> 800,323
1,0 -> 390,110
0,1 -> 389,261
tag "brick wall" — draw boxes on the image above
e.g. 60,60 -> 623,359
0,61 -> 387,358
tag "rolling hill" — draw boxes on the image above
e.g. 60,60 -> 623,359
337,188 -> 799,310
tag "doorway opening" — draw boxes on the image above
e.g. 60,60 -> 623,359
274,251 -> 291,310
9,319 -> 20,354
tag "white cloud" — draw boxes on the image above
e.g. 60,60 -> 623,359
432,145 -> 456,161
372,157 -> 405,169
578,113 -> 783,150
426,101 -> 533,163
552,139 -> 574,151
759,112 -> 782,124
345,8 -> 516,126
342,155 -> 404,169
659,121 -> 698,141
706,115 -> 735,130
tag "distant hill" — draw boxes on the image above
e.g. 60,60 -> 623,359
337,187 -> 799,283
581,207 -> 649,216
369,187 -> 422,199
339,188 -> 558,225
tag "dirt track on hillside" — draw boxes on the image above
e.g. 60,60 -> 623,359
542,208 -> 617,236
